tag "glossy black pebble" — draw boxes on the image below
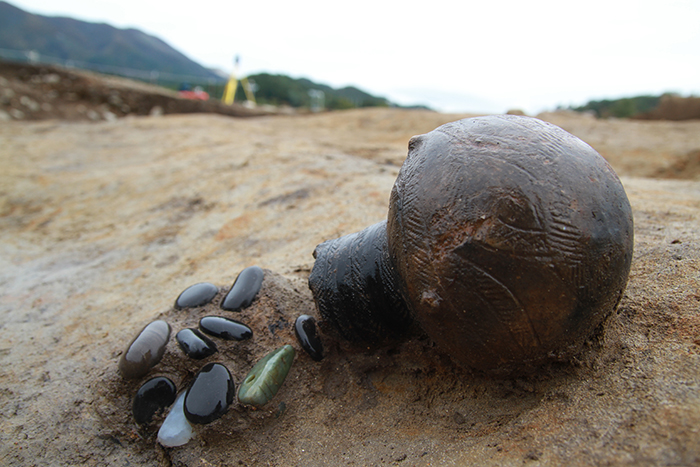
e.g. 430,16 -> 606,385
184,362 -> 235,424
118,320 -> 171,380
220,265 -> 264,311
132,376 -> 177,425
174,282 -> 219,309
176,328 -> 218,359
294,315 -> 324,361
200,316 -> 253,341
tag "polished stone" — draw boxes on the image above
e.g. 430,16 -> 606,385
118,320 -> 171,380
132,376 -> 177,424
238,345 -> 295,407
176,328 -> 218,359
294,315 -> 324,361
199,316 -> 252,341
174,282 -> 219,309
220,266 -> 264,311
157,391 -> 193,447
184,362 -> 235,424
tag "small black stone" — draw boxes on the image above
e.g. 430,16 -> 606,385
220,266 -> 264,311
199,316 -> 252,341
174,282 -> 219,309
118,320 -> 171,380
294,314 -> 324,361
176,328 -> 218,359
184,362 -> 235,424
132,376 -> 177,425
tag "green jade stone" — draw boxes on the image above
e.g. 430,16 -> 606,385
238,345 -> 295,407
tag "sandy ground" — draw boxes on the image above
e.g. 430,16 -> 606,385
0,108 -> 699,466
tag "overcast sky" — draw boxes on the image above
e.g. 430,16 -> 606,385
8,0 -> 700,114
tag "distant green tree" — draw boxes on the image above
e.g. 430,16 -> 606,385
231,73 -> 394,110
359,97 -> 390,108
326,96 -> 355,110
572,94 -> 661,118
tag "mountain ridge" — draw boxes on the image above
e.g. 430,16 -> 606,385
0,1 -> 221,80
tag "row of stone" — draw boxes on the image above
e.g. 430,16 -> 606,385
118,315 -> 255,379
174,266 -> 264,312
147,345 -> 296,447
176,316 -> 252,360
152,345 -> 296,446
126,335 -> 296,446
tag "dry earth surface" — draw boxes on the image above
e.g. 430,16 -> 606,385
1,74 -> 700,466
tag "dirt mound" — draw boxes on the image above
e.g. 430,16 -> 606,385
634,94 -> 700,121
0,60 -> 271,121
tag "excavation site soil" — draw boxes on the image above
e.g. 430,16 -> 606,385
1,64 -> 700,466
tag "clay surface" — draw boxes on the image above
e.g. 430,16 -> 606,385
1,106 -> 699,466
